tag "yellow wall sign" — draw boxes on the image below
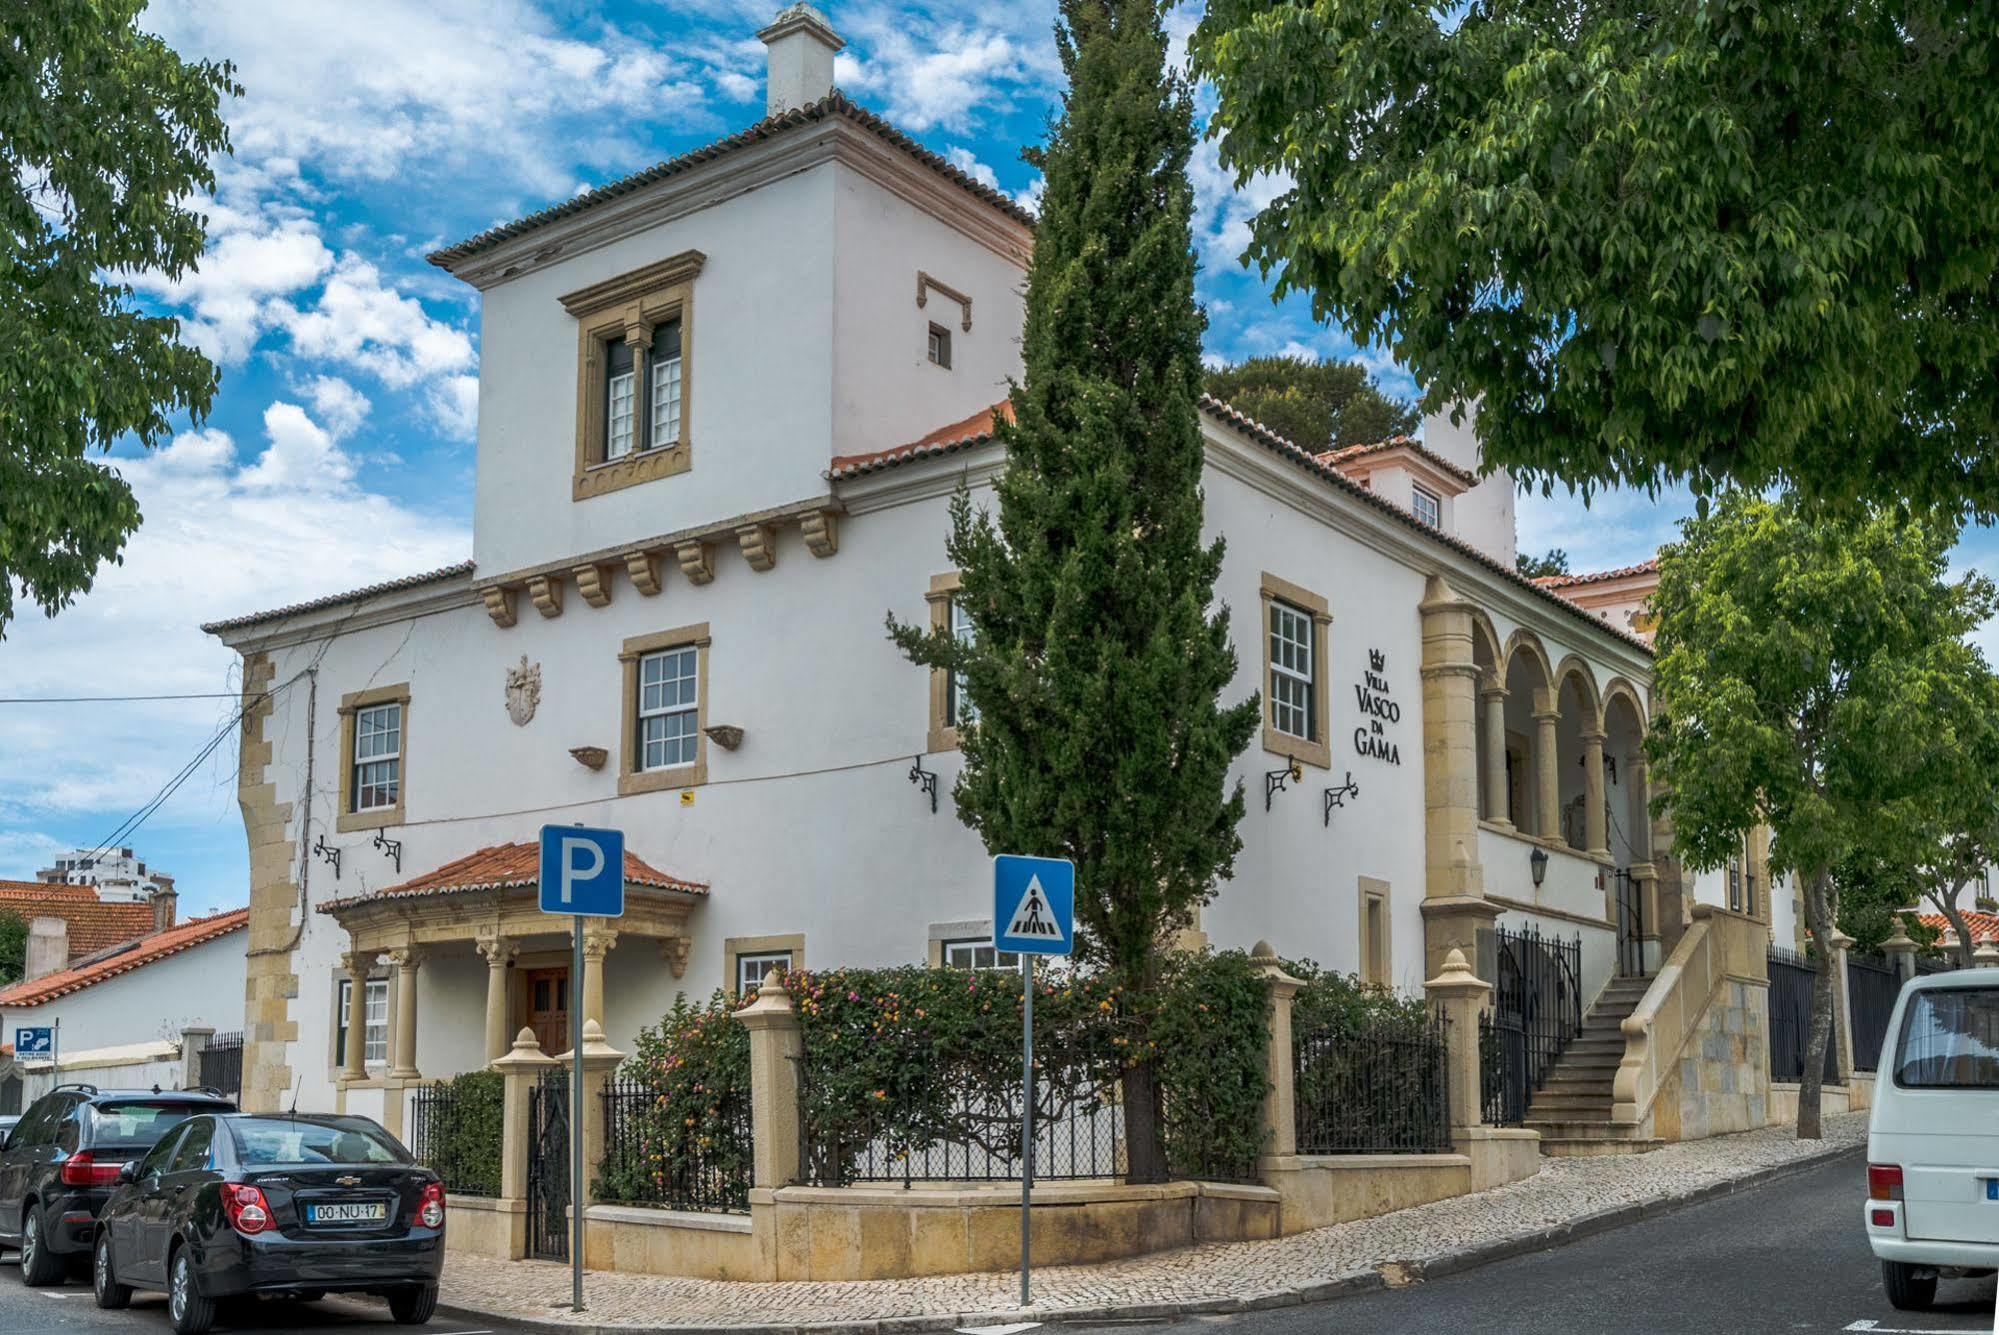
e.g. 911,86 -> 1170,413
679,789 -> 695,807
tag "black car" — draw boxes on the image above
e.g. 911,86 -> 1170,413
93,1111 -> 444,1333
0,1084 -> 235,1286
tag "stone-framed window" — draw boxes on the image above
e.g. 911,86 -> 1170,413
1357,876 -> 1392,987
561,250 -> 704,501
619,622 -> 710,794
927,323 -> 952,369
1259,572 -> 1331,770
725,933 -> 804,999
333,975 -> 390,1070
941,939 -> 1020,970
923,572 -> 979,753
337,683 -> 410,832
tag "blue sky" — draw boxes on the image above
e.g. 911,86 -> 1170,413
0,0 -> 1816,912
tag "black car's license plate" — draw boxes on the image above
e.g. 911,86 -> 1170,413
305,1201 -> 388,1224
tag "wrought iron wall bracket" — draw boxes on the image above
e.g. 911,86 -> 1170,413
1323,771 -> 1360,827
909,755 -> 938,814
1264,756 -> 1301,812
373,830 -> 403,876
312,835 -> 341,880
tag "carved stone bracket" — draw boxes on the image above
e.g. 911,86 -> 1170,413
737,524 -> 777,572
626,550 -> 663,596
661,935 -> 691,979
676,540 -> 715,586
482,587 -> 517,628
800,510 -> 838,558
527,574 -> 563,618
916,271 -> 973,331
573,563 -> 614,609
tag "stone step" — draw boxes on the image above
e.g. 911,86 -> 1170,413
1523,1114 -> 1622,1135
1537,1136 -> 1667,1158
1540,1074 -> 1615,1093
1528,1096 -> 1614,1117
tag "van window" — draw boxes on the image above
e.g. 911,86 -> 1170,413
1894,986 -> 1999,1089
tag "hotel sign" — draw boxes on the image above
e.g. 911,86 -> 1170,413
1353,648 -> 1403,766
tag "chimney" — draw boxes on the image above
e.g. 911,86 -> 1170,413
25,918 -> 68,982
758,4 -> 843,118
150,878 -> 178,933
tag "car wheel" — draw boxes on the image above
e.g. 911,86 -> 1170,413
168,1249 -> 216,1335
17,1208 -> 63,1287
1882,1260 -> 1938,1311
388,1283 -> 438,1326
92,1232 -> 130,1310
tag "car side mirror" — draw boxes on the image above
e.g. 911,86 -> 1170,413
117,1162 -> 139,1185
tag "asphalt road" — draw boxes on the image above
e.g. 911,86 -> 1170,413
1076,1151 -> 1997,1335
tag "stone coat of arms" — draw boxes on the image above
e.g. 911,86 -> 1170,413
505,654 -> 541,727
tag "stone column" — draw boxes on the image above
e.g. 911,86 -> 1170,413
737,977 -> 803,1189
477,935 -> 517,1065
180,1027 -> 214,1093
388,946 -> 422,1080
1881,920 -> 1919,982
1532,702 -> 1561,843
1249,941 -> 1304,1164
1581,729 -> 1610,859
1480,686 -> 1510,828
493,1027 -> 555,1259
1425,948 -> 1493,1137
1627,757 -> 1654,862
1826,930 -> 1856,1083
574,1020 -> 624,1208
1418,576 -> 1498,977
342,950 -> 373,1082
580,927 -> 617,1031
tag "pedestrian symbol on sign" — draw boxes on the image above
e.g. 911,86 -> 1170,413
992,854 -> 1074,957
1005,876 -> 1061,942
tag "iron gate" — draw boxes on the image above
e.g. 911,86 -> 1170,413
1768,948 -> 1838,1082
526,1069 -> 570,1261
1476,925 -> 1582,1125
201,1032 -> 243,1100
1611,870 -> 1645,977
1845,954 -> 1904,1072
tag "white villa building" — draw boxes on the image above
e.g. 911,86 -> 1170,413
203,5 -> 1781,1141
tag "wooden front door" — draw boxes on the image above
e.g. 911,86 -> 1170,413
523,967 -> 571,1056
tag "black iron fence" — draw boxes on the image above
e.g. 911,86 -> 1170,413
1768,947 -> 1838,1083
526,1069 -> 569,1261
793,1047 -> 1125,1187
597,1075 -> 753,1213
1293,1015 -> 1453,1155
1845,953 -> 1905,1073
409,1075 -> 503,1197
1611,870 -> 1645,977
1477,925 -> 1582,1127
201,1032 -> 243,1101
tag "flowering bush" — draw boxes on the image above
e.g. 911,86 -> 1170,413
600,991 -> 755,1210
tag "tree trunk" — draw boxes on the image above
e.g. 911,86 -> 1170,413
1930,886 -> 1978,969
1797,866 -> 1836,1140
1120,1059 -> 1166,1184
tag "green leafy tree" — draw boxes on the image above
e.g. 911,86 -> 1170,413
1190,2 -> 1999,514
1516,548 -> 1570,581
0,2 -> 239,636
1883,665 -> 1999,969
1645,492 -> 1994,1138
889,0 -> 1259,1183
1202,355 -> 1417,450
0,909 -> 26,986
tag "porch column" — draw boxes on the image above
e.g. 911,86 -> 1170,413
476,935 -> 517,1065
1628,756 -> 1654,862
1532,701 -> 1560,843
1581,729 -> 1610,859
1480,685 -> 1510,828
1417,576 -> 1497,979
342,950 -> 372,1082
388,946 -> 422,1080
581,927 -> 617,1030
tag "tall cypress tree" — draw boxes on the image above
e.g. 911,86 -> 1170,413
890,0 -> 1258,1183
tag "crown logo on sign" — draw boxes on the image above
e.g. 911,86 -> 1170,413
1368,649 -> 1386,673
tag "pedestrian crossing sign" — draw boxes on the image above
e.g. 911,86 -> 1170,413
993,854 -> 1075,956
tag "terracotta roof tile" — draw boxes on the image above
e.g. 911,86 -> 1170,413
201,561 -> 475,635
0,883 -> 158,958
1313,437 -> 1478,488
0,909 -> 248,1008
828,402 -> 1012,478
1917,910 -> 1999,945
1535,559 -> 1661,591
428,92 -> 1034,271
317,841 -> 708,914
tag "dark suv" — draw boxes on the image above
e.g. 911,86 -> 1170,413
0,1085 -> 236,1285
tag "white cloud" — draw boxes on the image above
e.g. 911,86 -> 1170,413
428,374 -> 480,441
276,254 -> 476,389
833,1 -> 1058,134
240,402 -> 356,493
943,146 -> 1001,192
303,376 -> 371,439
124,217 -> 333,364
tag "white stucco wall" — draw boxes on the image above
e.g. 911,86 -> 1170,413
1419,402 -> 1515,568
0,929 -> 246,1058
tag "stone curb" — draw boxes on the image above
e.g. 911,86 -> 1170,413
436,1141 -> 1864,1335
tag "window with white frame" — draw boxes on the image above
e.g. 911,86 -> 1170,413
336,977 -> 390,1067
602,321 -> 684,463
605,338 -> 637,460
1411,485 -> 1442,529
1268,600 -> 1316,742
946,597 -> 979,729
737,952 -> 791,996
651,321 -> 683,449
942,939 -> 1021,971
637,645 -> 700,771
351,703 -> 402,812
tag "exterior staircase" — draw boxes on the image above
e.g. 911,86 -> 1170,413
1524,974 -> 1666,1155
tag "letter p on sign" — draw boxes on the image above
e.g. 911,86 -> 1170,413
538,824 -> 625,918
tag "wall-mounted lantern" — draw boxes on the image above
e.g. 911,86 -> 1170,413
1529,845 -> 1549,889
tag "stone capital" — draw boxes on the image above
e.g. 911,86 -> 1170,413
386,946 -> 422,971
340,950 -> 376,977
581,927 -> 619,961
1580,729 -> 1608,746
1532,708 -> 1563,725
475,935 -> 517,968
1479,684 -> 1508,702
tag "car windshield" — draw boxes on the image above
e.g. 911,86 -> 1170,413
84,1102 -> 206,1147
1894,987 -> 1999,1089
229,1119 -> 409,1166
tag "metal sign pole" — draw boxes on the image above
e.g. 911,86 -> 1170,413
52,1020 -> 60,1087
571,914 -> 585,1313
1020,952 -> 1034,1309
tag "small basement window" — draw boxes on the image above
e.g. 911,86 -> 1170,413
927,323 -> 952,369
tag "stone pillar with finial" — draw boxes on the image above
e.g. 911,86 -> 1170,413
1881,919 -> 1919,982
1425,947 -> 1493,1138
492,1028 -> 556,1259
1248,941 -> 1304,1166
737,976 -> 803,1190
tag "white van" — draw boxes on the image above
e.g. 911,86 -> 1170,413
1864,968 -> 1999,1310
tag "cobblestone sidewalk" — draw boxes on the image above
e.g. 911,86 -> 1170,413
438,1114 -> 1868,1333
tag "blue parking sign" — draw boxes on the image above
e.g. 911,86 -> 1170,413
15,1027 -> 52,1056
993,855 -> 1075,955
538,825 -> 626,918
